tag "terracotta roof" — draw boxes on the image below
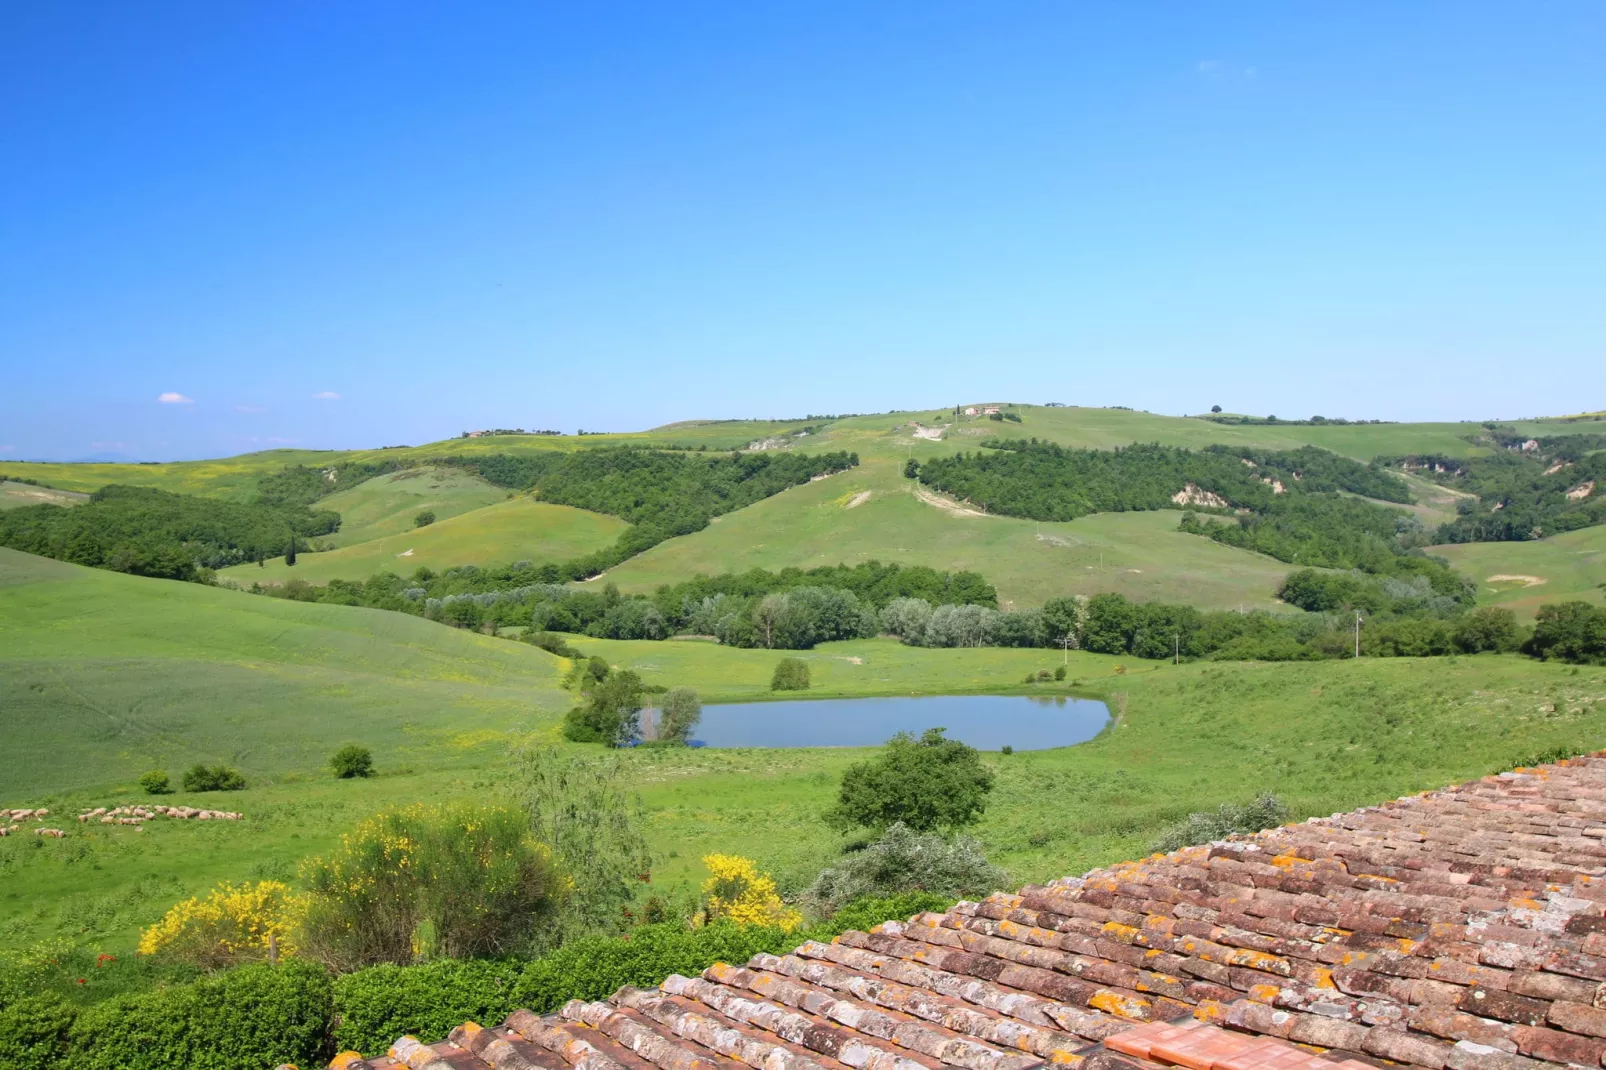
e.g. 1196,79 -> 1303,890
335,755 -> 1606,1070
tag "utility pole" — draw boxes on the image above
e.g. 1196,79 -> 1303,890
1058,634 -> 1074,665
1174,634 -> 1180,665
1354,611 -> 1363,659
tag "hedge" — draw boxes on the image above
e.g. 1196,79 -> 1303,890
0,893 -> 953,1068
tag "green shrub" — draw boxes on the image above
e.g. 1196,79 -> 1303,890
823,892 -> 955,934
803,823 -> 1006,916
297,804 -> 562,971
138,770 -> 173,795
828,728 -> 995,832
414,510 -> 436,527
64,959 -> 331,1070
181,764 -> 246,792
1053,665 -> 1066,681
0,994 -> 76,1070
770,657 -> 810,691
562,671 -> 644,747
525,631 -> 581,658
329,744 -> 375,779
331,958 -> 525,1056
1150,792 -> 1290,853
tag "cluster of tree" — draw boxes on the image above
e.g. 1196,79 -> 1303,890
915,440 -> 1407,523
561,660 -> 703,746
0,485 -> 339,580
255,459 -> 402,508
1380,442 -> 1606,542
1527,602 -> 1606,664
1180,499 -> 1467,588
1278,566 -> 1474,615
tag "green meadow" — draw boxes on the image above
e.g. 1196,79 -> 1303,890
224,498 -> 628,585
1433,525 -> 1606,618
318,466 -> 510,546
5,547 -> 1605,956
604,454 -> 1293,610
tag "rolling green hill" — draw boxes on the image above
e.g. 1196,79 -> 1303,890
0,547 -> 570,799
318,466 -> 509,546
0,480 -> 88,510
1432,525 -> 1606,618
222,498 -> 629,585
603,455 -> 1293,610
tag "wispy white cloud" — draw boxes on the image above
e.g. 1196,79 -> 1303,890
157,391 -> 195,404
235,404 -> 267,414
312,391 -> 341,400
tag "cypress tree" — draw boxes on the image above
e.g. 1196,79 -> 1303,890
285,533 -> 297,566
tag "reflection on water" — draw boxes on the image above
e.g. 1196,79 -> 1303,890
693,694 -> 1109,751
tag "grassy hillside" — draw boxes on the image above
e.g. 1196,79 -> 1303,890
0,548 -> 571,799
0,480 -> 88,509
223,498 -> 628,585
604,456 -> 1293,610
5,616 -> 1601,951
1433,525 -> 1606,618
317,466 -> 509,547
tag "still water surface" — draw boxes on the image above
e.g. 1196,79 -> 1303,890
694,694 -> 1110,751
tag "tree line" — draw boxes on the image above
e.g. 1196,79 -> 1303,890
913,439 -> 1408,523
0,485 -> 339,581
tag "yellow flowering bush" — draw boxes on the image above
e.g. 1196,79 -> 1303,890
137,880 -> 304,969
701,854 -> 801,930
296,803 -> 564,971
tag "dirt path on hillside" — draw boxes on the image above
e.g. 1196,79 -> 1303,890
912,484 -> 989,518
845,491 -> 872,509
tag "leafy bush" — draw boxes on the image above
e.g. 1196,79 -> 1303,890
803,823 -> 1006,916
1526,602 -> 1606,664
702,854 -> 801,930
823,891 -> 955,933
512,747 -> 652,949
329,744 -> 375,779
414,510 -> 436,527
1452,606 -> 1521,653
525,630 -> 582,658
181,764 -> 246,792
0,995 -> 75,1070
138,770 -> 172,795
1150,793 -> 1291,853
331,921 -> 803,1055
296,804 -> 563,971
64,959 -> 332,1070
770,657 -> 810,691
138,881 -> 303,969
829,728 -> 995,832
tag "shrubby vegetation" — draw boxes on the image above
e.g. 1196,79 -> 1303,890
1382,437 -> 1606,542
803,823 -> 1005,916
918,440 -> 1408,522
182,764 -> 246,792
1525,602 -> 1606,664
829,728 -> 995,832
329,744 -> 375,778
296,804 -> 563,971
1150,793 -> 1291,853
770,657 -> 811,691
0,485 -> 338,580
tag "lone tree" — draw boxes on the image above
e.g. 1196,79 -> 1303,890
285,532 -> 297,567
829,727 -> 995,833
1210,405 -> 1222,413
414,510 -> 436,528
658,688 -> 702,743
771,657 -> 810,691
903,458 -> 921,479
330,744 -> 375,778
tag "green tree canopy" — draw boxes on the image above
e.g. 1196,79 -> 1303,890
829,728 -> 995,833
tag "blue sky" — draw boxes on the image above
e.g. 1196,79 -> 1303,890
1,2 -> 1602,461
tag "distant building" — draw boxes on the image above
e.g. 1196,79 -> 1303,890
963,407 -> 978,416
982,406 -> 1001,415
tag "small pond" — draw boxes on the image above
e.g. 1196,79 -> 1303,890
691,694 -> 1110,751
